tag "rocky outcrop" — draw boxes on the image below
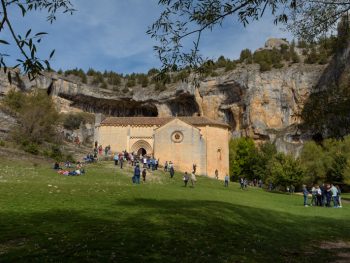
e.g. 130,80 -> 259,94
0,60 -> 328,154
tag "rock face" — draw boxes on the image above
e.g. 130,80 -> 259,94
0,62 -> 328,154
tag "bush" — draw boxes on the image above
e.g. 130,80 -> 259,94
100,82 -> 108,89
63,113 -> 84,130
122,87 -> 129,93
137,74 -> 149,87
3,89 -> 26,111
259,61 -> 272,72
6,90 -> 60,145
225,61 -> 236,72
49,145 -> 64,161
0,140 -> 5,147
148,68 -> 160,76
239,49 -> 253,63
126,79 -> 136,87
23,142 -> 39,155
154,82 -> 166,92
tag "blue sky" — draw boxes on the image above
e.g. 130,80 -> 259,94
2,0 -> 291,74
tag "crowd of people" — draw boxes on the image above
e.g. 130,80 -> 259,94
53,161 -> 85,176
51,143 -> 346,209
303,184 -> 343,208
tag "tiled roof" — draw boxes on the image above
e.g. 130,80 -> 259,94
100,116 -> 230,129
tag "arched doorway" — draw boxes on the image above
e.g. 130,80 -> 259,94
137,148 -> 147,156
131,140 -> 153,156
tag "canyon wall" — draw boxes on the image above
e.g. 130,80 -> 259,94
0,62 -> 327,154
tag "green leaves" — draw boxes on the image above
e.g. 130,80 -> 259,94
0,0 -> 75,80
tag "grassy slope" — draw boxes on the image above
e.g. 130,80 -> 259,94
0,159 -> 349,263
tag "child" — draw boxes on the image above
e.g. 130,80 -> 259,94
183,172 -> 189,187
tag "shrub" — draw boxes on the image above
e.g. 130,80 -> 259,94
100,82 -> 108,89
225,61 -> 236,72
137,74 -> 149,87
126,79 -> 136,87
305,48 -> 318,64
49,145 -> 64,161
107,72 -> 122,86
23,142 -> 39,155
259,61 -> 271,72
63,113 -> 84,130
3,89 -> 26,111
0,140 -> 5,147
91,73 -> 105,85
216,55 -> 228,68
7,90 -> 60,145
239,49 -> 253,63
154,82 -> 166,92
122,87 -> 129,93
173,70 -> 190,82
148,68 -> 160,76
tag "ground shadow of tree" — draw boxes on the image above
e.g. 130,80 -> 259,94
0,199 -> 349,262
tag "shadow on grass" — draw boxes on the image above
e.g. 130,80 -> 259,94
0,199 -> 349,262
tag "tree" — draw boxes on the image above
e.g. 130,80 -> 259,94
267,153 -> 304,190
149,0 -> 350,70
231,138 -> 257,180
0,0 -> 75,80
4,90 -> 60,144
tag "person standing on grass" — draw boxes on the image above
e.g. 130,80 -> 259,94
142,168 -> 147,182
311,185 -> 317,206
316,185 -> 322,206
215,169 -> 219,179
331,184 -> 339,208
183,172 -> 189,187
169,165 -> 175,178
336,185 -> 342,208
164,161 -> 168,172
113,153 -> 119,166
193,163 -> 197,174
190,171 -> 196,187
120,156 -> 124,169
134,164 -> 141,184
224,174 -> 229,187
302,185 -> 309,207
240,177 -> 244,190
326,184 -> 332,207
244,178 -> 248,189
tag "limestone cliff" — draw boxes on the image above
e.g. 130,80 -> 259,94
0,61 -> 328,155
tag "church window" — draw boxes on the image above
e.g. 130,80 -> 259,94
171,131 -> 184,143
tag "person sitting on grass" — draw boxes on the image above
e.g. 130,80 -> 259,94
142,168 -> 147,182
183,172 -> 189,187
224,174 -> 229,187
302,185 -> 309,207
53,162 -> 61,170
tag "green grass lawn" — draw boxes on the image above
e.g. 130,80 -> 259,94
0,158 -> 349,262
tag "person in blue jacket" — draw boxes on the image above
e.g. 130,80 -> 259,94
302,185 -> 309,207
134,165 -> 141,184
